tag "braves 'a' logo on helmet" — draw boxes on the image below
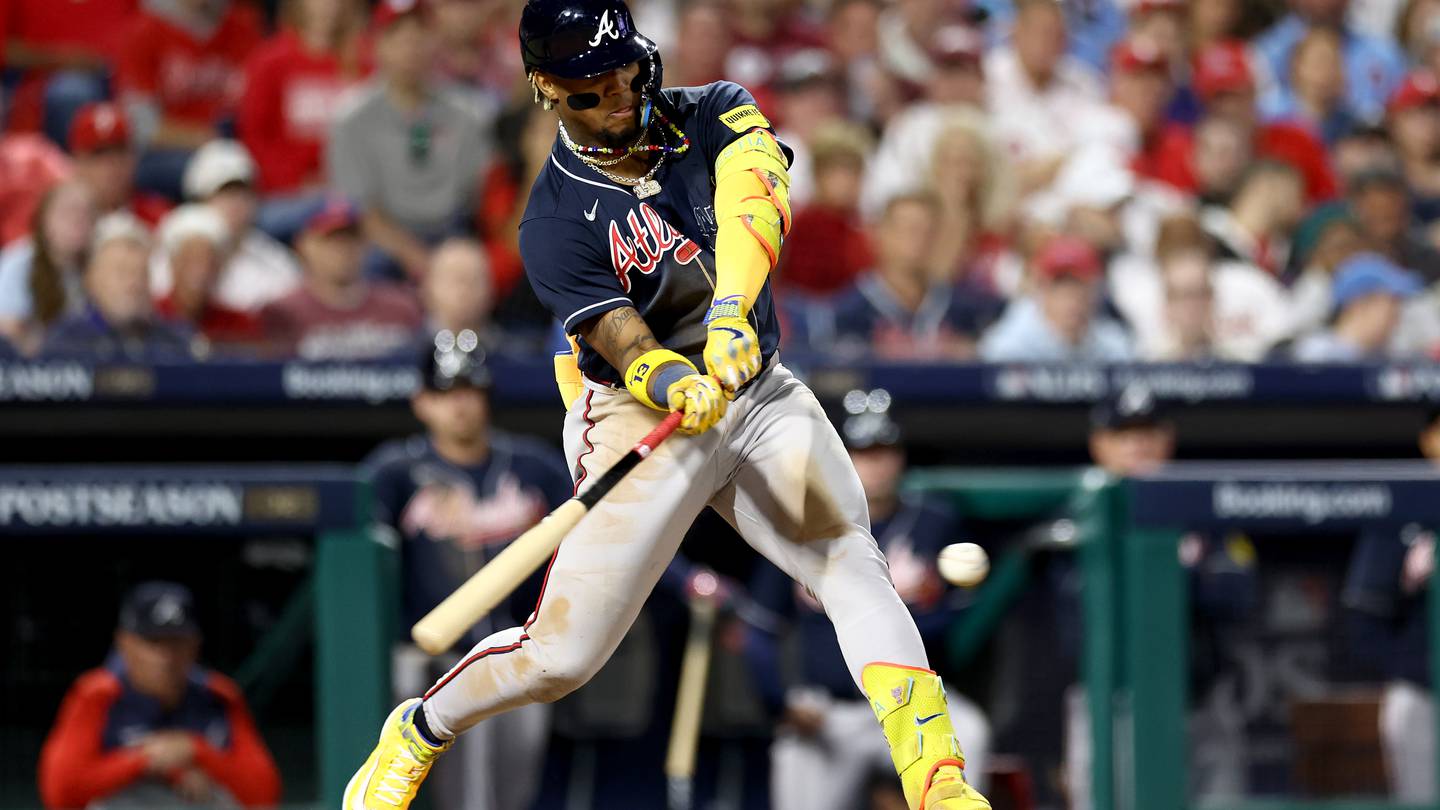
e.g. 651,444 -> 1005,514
588,9 -> 621,46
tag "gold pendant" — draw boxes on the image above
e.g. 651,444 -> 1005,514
634,179 -> 661,199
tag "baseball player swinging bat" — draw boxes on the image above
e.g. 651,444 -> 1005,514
412,410 -> 683,655
345,0 -> 988,807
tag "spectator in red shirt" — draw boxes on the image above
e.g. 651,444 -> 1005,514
1150,40 -> 1339,204
239,0 -> 370,197
37,581 -> 280,809
725,0 -> 826,96
776,122 -> 874,296
260,196 -> 423,359
68,102 -> 173,228
119,0 -> 264,200
1385,72 -> 1440,222
475,102 -> 556,306
1,0 -> 136,144
153,203 -> 263,351
0,132 -> 70,247
1109,38 -> 1181,178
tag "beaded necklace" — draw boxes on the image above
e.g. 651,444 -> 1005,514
559,99 -> 690,198
558,100 -> 690,160
564,129 -> 648,167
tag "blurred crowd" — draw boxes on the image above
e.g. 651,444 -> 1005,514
11,0 -> 1440,364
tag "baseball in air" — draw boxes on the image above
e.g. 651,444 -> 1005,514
938,543 -> 990,587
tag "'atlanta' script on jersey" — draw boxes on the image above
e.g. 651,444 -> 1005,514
607,202 -> 700,292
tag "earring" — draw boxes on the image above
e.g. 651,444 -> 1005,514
531,78 -> 557,111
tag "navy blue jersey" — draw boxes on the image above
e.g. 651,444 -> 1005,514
1343,528 -> 1431,686
741,496 -> 964,710
363,432 -> 573,647
98,654 -> 232,751
520,81 -> 788,384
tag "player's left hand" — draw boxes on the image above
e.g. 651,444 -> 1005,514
667,373 -> 727,435
704,312 -> 762,394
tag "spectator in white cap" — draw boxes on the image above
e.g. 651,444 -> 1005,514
154,204 -> 264,351
43,213 -> 194,360
152,140 -> 301,313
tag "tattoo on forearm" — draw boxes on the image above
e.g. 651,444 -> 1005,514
585,307 -> 661,371
600,307 -> 635,347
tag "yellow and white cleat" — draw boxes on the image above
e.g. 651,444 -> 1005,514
920,764 -> 991,810
343,699 -> 451,809
862,663 -> 992,810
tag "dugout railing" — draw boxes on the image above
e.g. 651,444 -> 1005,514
909,464 -> 1440,810
6,463 -> 1437,809
1106,463 -> 1440,810
0,466 -> 392,808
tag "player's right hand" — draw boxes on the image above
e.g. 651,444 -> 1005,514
667,373 -> 726,434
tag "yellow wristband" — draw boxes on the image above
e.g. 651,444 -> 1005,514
624,348 -> 696,411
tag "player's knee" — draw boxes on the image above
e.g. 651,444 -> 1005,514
528,655 -> 601,703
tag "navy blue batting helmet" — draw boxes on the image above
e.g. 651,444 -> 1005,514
520,0 -> 659,80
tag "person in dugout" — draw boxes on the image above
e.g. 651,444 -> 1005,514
1065,385 -> 1259,808
1343,407 -> 1440,804
38,581 -> 281,809
362,331 -> 574,810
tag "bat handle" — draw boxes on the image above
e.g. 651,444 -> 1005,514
638,411 -> 684,457
667,776 -> 693,810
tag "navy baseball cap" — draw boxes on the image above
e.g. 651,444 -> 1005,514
303,196 -> 361,237
1332,253 -> 1422,311
119,582 -> 200,639
421,329 -> 492,391
1091,384 -> 1166,431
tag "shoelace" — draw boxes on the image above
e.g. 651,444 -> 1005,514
372,746 -> 426,806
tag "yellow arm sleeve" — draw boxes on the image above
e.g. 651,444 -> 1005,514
711,128 -> 792,316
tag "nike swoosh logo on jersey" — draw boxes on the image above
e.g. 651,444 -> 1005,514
584,200 -> 599,221
916,712 -> 944,726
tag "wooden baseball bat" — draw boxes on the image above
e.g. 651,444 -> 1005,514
411,411 -> 684,655
665,575 -> 720,810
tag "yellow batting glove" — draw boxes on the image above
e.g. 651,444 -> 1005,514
703,296 -> 762,394
625,348 -> 727,435
667,373 -> 726,435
